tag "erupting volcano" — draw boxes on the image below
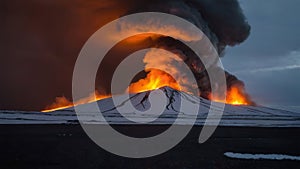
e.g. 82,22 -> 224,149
42,0 -> 255,112
2,1 -> 300,169
128,69 -> 253,106
43,69 -> 253,112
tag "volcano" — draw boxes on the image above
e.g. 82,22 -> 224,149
1,87 -> 299,126
1,87 -> 300,169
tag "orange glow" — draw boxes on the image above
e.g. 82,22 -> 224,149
42,97 -> 73,112
226,86 -> 251,105
128,69 -> 181,93
43,69 -> 181,112
43,70 -> 252,112
123,34 -> 158,44
210,86 -> 250,106
42,92 -> 110,112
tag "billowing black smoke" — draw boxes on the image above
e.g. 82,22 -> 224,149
0,0 -> 254,111
125,0 -> 254,104
130,0 -> 251,53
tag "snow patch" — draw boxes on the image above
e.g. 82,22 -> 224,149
224,152 -> 300,161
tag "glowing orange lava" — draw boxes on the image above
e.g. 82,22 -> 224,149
128,69 -> 181,93
42,92 -> 110,112
210,86 -> 250,106
43,70 -> 251,112
226,86 -> 251,105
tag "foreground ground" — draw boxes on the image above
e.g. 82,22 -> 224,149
0,125 -> 300,169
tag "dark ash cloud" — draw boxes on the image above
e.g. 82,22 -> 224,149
0,0 -> 251,111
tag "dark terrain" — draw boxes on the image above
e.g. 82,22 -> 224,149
1,125 -> 300,169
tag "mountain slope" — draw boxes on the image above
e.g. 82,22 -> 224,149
0,87 -> 299,127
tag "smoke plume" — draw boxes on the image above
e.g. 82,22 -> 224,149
0,0 -> 254,111
124,0 -> 254,105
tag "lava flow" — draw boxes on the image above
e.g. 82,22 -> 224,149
42,92 -> 110,112
128,69 -> 181,93
43,69 -> 251,112
209,86 -> 252,106
129,69 -> 252,105
226,86 -> 251,105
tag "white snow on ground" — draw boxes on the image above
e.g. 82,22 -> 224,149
224,152 -> 300,161
0,87 -> 300,126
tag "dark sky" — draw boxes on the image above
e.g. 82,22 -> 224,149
0,0 -> 299,112
0,0 -> 130,110
222,0 -> 300,112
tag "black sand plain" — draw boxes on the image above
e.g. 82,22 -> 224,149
1,124 -> 300,169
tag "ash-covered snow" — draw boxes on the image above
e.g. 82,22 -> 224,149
0,87 -> 300,127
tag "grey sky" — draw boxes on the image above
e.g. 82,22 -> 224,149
221,0 -> 300,112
